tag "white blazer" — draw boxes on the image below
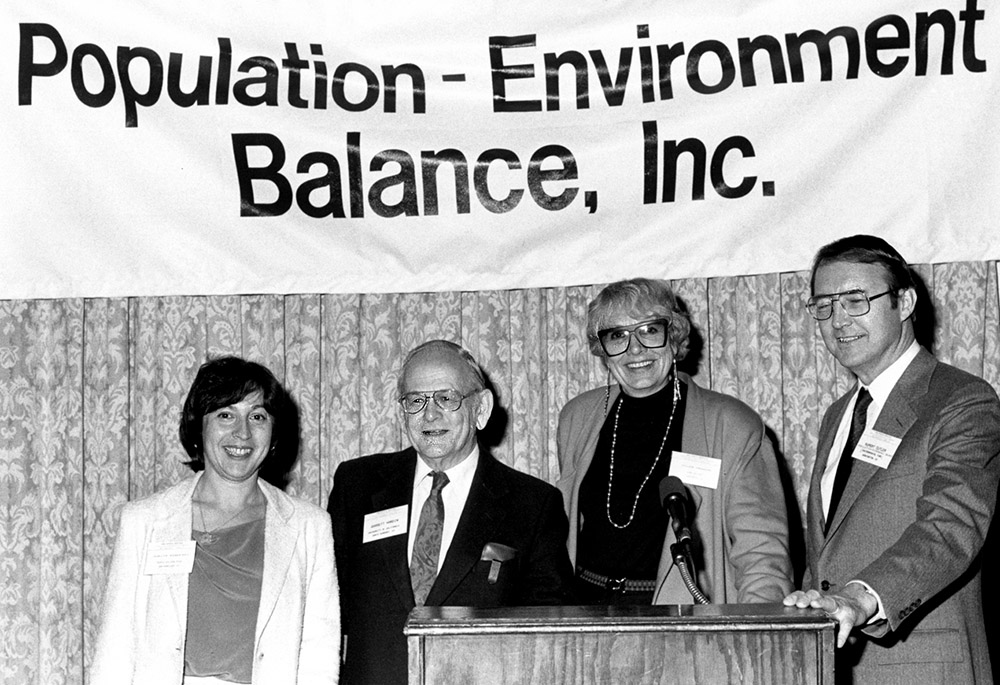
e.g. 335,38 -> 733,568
89,473 -> 340,684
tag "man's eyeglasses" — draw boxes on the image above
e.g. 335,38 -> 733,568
806,289 -> 893,321
398,389 -> 478,414
597,318 -> 669,357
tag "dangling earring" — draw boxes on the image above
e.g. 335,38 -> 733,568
672,359 -> 681,402
603,367 -> 613,417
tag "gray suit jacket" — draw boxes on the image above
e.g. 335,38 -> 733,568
806,348 -> 1000,685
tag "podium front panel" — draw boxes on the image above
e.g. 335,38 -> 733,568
406,604 -> 835,685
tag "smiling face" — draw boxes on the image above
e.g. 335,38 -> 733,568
813,260 -> 916,384
201,390 -> 274,485
400,347 -> 493,471
603,314 -> 676,397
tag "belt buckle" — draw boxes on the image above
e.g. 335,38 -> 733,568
606,576 -> 627,593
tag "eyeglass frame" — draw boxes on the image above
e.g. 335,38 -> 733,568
805,289 -> 894,321
596,318 -> 671,357
398,388 -> 480,414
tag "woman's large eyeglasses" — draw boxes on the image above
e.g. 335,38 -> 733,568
806,289 -> 893,321
398,389 -> 478,414
597,319 -> 669,357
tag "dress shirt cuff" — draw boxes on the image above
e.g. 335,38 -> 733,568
847,579 -> 885,624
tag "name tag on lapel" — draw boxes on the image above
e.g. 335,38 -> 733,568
669,451 -> 722,489
854,430 -> 901,469
142,540 -> 196,575
363,505 -> 408,543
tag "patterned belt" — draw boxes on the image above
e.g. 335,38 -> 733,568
578,567 -> 656,593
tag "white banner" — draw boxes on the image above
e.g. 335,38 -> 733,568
3,0 -> 998,299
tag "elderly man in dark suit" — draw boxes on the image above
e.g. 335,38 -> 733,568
328,339 -> 574,685
784,235 -> 1000,684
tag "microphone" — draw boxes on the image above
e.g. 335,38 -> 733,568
659,476 -> 693,545
660,475 -> 710,604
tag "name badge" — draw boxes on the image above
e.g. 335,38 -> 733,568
853,430 -> 901,469
669,451 -> 722,490
142,540 -> 196,575
363,505 -> 408,543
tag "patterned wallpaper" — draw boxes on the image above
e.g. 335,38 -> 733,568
1,262 -> 998,684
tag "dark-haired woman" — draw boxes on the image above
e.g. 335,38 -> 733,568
557,278 -> 793,606
90,356 -> 339,685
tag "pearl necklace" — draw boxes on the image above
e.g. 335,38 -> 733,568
606,374 -> 681,530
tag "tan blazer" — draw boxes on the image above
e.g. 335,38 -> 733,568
806,349 -> 1000,684
89,473 -> 340,685
556,374 -> 793,604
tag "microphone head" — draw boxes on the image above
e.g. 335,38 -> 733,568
659,475 -> 687,505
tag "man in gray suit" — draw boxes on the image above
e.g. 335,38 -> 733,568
784,235 -> 1000,684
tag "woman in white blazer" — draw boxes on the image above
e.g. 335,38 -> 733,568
89,357 -> 340,685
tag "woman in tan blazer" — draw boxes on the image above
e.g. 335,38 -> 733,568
556,278 -> 793,605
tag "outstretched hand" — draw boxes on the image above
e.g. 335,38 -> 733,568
783,583 -> 878,648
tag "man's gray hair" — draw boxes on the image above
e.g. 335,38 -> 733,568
397,340 -> 487,395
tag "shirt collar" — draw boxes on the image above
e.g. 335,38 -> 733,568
414,445 -> 480,487
864,339 -> 920,406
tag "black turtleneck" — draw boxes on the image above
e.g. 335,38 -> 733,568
577,379 -> 687,580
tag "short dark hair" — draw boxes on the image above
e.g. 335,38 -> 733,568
397,340 -> 486,396
586,278 -> 691,360
810,234 -> 915,305
179,356 -> 295,477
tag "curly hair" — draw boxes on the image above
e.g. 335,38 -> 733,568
586,278 -> 691,361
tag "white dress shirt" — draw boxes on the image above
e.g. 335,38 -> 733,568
407,446 -> 479,572
820,339 -> 920,517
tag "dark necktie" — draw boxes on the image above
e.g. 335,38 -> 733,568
826,387 -> 872,533
410,471 -> 449,606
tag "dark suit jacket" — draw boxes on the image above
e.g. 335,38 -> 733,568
328,447 -> 574,685
805,348 -> 1000,685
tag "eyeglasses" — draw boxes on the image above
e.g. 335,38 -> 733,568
806,289 -> 893,321
398,389 -> 478,414
597,318 -> 669,357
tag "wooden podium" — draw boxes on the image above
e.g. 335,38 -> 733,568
406,604 -> 836,684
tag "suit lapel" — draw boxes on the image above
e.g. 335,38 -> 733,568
565,385 -> 617,564
823,350 -> 934,540
152,474 -> 201,639
811,394 -> 849,551
256,482 -> 297,643
372,450 -> 419,608
425,453 -> 507,606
